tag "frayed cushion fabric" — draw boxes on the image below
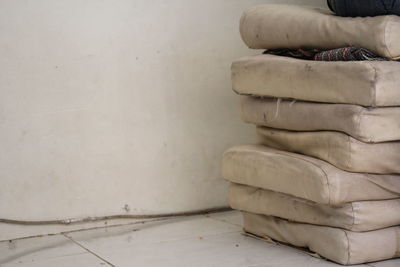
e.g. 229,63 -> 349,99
257,127 -> 400,174
241,97 -> 400,143
240,4 -> 400,59
230,183 -> 400,232
232,54 -> 400,107
243,212 -> 400,265
222,145 -> 400,205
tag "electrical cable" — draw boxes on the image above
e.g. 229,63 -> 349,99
0,206 -> 232,225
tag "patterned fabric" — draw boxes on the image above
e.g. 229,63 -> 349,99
265,47 -> 391,61
314,47 -> 387,61
265,48 -> 319,60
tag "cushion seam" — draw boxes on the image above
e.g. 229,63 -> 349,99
355,107 -> 365,142
343,229 -> 351,265
349,202 -> 356,232
249,148 -> 333,205
366,62 -> 378,107
346,135 -> 352,170
383,16 -> 394,59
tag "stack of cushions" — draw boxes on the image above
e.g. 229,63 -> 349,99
222,4 -> 400,265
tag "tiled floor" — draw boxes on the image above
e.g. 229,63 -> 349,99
0,211 -> 399,267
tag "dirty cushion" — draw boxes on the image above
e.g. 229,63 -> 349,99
222,145 -> 400,205
257,127 -> 400,174
243,212 -> 400,265
241,97 -> 400,143
232,54 -> 400,107
230,183 -> 400,232
240,4 -> 400,59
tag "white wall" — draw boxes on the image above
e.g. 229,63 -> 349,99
0,0 -> 325,223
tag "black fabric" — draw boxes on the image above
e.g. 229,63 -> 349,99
327,0 -> 335,12
327,0 -> 400,17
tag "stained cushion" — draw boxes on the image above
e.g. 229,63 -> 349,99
222,145 -> 400,205
230,183 -> 400,232
243,212 -> 400,265
241,96 -> 400,143
257,127 -> 400,174
232,54 -> 400,107
240,4 -> 400,59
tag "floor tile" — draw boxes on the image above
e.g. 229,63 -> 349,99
0,218 -> 148,242
368,259 -> 400,267
1,212 -> 393,267
0,234 -> 109,267
207,210 -> 243,227
66,214 -> 348,267
66,215 -> 241,247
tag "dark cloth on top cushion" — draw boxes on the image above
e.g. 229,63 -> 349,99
328,0 -> 400,17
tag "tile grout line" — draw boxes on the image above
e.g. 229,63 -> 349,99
204,214 -> 243,228
0,217 -> 169,243
62,233 -> 116,267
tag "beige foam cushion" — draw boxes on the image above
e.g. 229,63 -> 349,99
241,96 -> 400,143
222,145 -> 400,205
257,127 -> 400,174
232,54 -> 400,107
240,4 -> 400,59
243,212 -> 400,265
230,183 -> 400,232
